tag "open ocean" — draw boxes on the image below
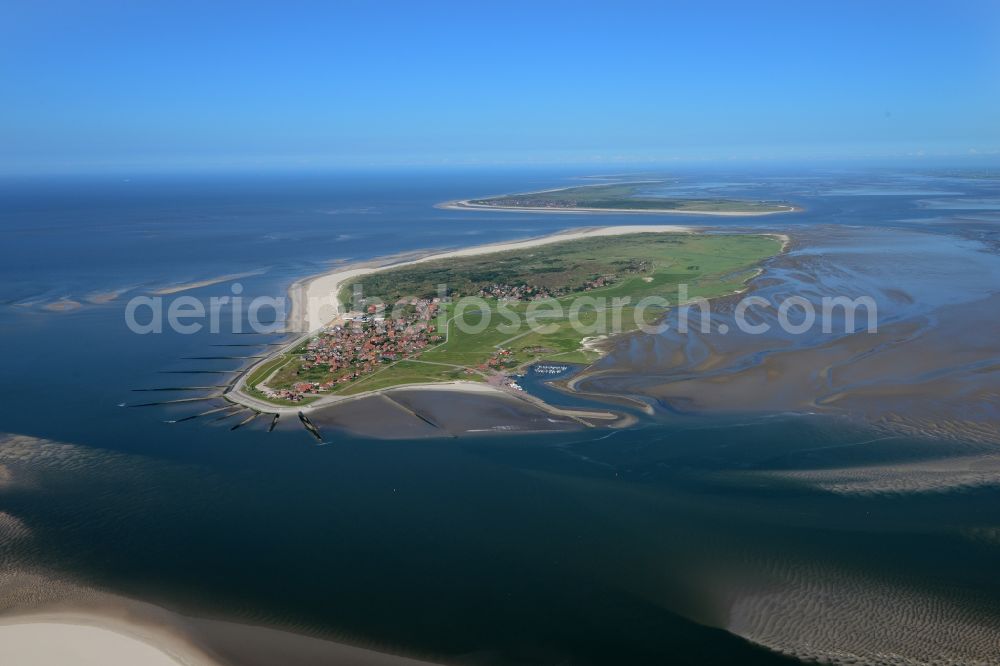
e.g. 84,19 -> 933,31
1,166 -> 999,664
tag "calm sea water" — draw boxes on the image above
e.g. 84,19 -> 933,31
1,167 -> 999,664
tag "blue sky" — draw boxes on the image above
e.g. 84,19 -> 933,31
3,1 -> 999,172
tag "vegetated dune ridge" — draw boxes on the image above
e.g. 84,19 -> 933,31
288,225 -> 695,333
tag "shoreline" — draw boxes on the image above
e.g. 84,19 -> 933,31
230,226 -> 695,415
288,224 -> 694,333
227,225 -> 787,420
437,199 -> 800,216
229,373 -> 625,428
0,599 -> 440,666
0,614 -> 206,666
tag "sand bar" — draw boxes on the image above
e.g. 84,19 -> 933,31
151,269 -> 268,295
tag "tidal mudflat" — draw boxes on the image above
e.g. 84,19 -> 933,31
574,224 -> 1000,445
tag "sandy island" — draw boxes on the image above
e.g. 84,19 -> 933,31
434,181 -> 799,216
220,226 -> 698,419
225,225 -> 794,422
228,226 -> 690,415
438,199 -> 799,216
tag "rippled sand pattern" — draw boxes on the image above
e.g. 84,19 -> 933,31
0,433 -> 177,490
0,571 -> 101,618
0,512 -> 29,542
728,564 -> 1000,665
0,436 -> 103,614
0,433 -> 201,615
755,454 -> 1000,495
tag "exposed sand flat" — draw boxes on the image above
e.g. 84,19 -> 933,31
392,379 -> 618,418
574,226 -> 1000,445
231,375 -> 625,436
0,620 -> 195,666
229,377 -> 519,415
321,387 -> 593,438
84,285 -> 137,304
42,298 -> 82,312
0,603 -> 443,666
632,308 -> 1000,444
151,269 -> 267,295
290,225 -> 693,333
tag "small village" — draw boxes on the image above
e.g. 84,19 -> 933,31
477,282 -> 556,301
476,275 -> 620,302
258,275 -> 636,402
259,297 -> 443,401
470,196 -> 590,209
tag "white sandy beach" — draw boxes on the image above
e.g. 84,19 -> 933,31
0,615 -> 210,666
0,605 -> 442,666
0,624 -> 183,665
290,225 -> 693,333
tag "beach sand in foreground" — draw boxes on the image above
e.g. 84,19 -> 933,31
0,620 -> 192,666
0,592 -> 441,666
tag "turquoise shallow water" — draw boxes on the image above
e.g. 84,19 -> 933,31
1,167 -> 999,664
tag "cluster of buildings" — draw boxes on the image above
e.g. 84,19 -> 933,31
580,275 -> 614,290
478,283 -> 557,301
472,196 -> 583,209
478,347 -> 516,372
476,274 -> 620,302
269,299 -> 443,399
254,260 -> 653,404
261,384 -> 314,402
